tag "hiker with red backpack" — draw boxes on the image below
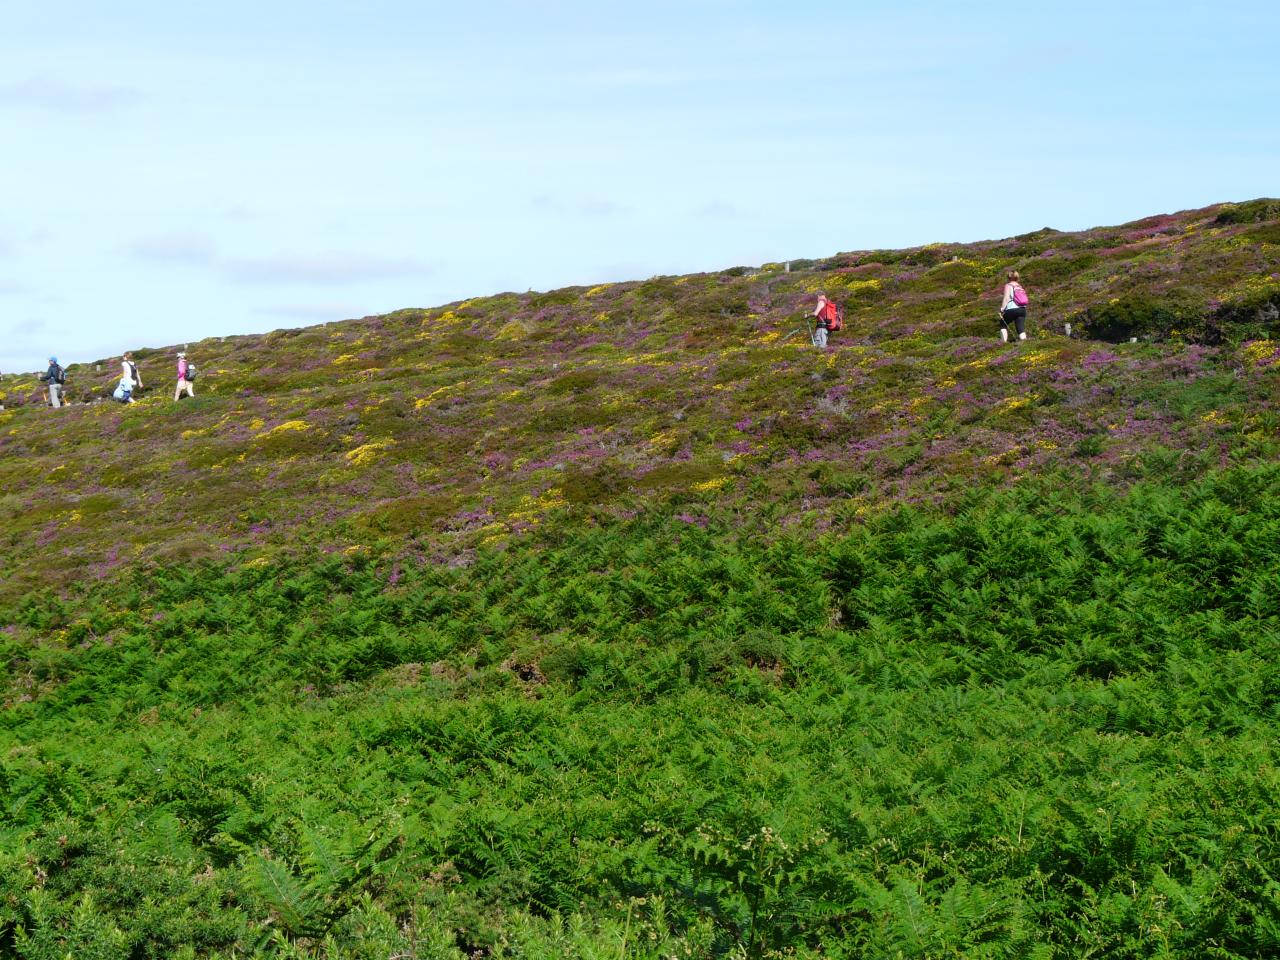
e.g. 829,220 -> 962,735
999,271 -> 1030,342
811,294 -> 842,349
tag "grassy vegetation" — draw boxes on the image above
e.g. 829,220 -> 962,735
2,470 -> 1279,957
2,200 -> 1280,956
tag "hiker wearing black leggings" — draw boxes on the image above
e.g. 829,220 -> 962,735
999,270 -> 1028,342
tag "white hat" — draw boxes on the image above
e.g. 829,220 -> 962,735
177,351 -> 186,358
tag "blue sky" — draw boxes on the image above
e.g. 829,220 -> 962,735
1,0 -> 1276,371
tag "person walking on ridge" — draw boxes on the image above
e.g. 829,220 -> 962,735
174,351 -> 195,401
38,356 -> 66,408
999,271 -> 1029,342
811,293 -> 841,349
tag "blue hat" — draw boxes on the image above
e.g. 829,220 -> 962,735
49,356 -> 58,363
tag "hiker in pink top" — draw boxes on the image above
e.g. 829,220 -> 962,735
174,351 -> 195,401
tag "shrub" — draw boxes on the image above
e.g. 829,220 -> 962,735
1213,198 -> 1280,225
1213,284 -> 1280,340
1079,289 -> 1212,342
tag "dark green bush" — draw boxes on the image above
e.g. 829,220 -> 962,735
1079,289 -> 1212,342
1214,284 -> 1280,339
1214,198 -> 1280,225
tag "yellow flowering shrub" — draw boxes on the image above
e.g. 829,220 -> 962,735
255,420 -> 310,440
414,382 -> 467,409
345,439 -> 396,467
1243,340 -> 1277,365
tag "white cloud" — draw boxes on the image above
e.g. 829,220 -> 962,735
225,252 -> 434,286
0,78 -> 141,114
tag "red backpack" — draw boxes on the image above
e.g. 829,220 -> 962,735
822,299 -> 843,331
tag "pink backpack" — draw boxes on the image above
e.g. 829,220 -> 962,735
1012,283 -> 1029,307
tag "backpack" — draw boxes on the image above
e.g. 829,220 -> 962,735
1012,283 -> 1029,307
186,362 -> 198,381
822,299 -> 843,332
52,363 -> 65,385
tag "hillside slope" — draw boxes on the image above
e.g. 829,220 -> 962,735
2,200 -> 1280,603
1,200 -> 1279,599
1,200 -> 1280,958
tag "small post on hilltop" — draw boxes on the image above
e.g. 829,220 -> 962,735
784,261 -> 790,273
1064,322 -> 1072,337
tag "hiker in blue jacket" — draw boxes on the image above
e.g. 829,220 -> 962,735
38,356 -> 66,407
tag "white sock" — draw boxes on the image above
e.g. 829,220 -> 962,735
1018,331 -> 1027,340
1000,329 -> 1009,342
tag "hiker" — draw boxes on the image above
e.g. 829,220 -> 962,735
999,271 -> 1029,342
174,351 -> 195,401
114,355 -> 136,404
811,294 -> 842,349
38,356 -> 66,408
114,353 -> 139,403
124,353 -> 143,394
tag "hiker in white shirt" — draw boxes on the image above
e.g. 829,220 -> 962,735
116,353 -> 140,403
999,271 -> 1029,342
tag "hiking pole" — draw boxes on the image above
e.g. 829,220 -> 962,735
780,315 -> 814,343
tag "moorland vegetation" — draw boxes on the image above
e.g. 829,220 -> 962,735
1,200 -> 1279,957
